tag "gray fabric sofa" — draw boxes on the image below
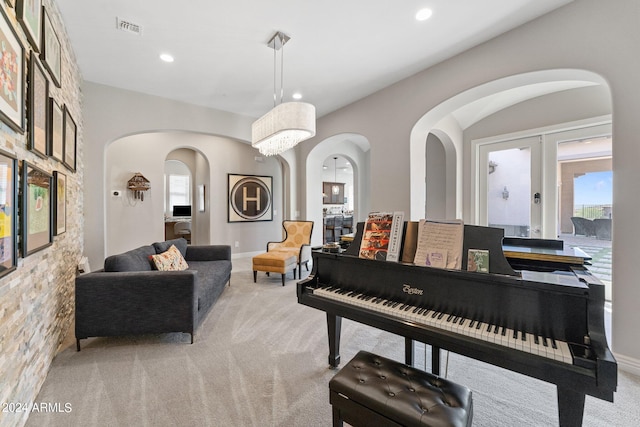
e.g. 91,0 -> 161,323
75,238 -> 232,350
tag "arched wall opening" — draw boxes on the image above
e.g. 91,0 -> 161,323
410,69 -> 610,222
104,130 -> 286,258
305,133 -> 371,247
164,148 -> 211,246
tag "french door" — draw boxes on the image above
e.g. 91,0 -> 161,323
478,136 -> 543,238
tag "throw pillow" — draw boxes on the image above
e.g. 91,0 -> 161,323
150,245 -> 189,271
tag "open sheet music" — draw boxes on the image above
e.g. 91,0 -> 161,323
413,219 -> 464,269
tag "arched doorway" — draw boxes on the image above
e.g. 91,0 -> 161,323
305,133 -> 371,247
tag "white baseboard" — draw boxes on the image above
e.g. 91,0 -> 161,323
613,352 -> 640,377
231,250 -> 263,259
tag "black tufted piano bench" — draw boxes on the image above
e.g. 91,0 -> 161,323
329,351 -> 473,427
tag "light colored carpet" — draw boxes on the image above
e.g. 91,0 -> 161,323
25,257 -> 640,426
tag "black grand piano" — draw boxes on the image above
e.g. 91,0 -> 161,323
297,223 -> 616,426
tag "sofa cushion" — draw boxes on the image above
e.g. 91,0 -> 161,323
188,260 -> 232,316
104,245 -> 156,272
153,238 -> 188,257
150,245 -> 189,271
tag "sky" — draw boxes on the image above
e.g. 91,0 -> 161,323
574,171 -> 612,205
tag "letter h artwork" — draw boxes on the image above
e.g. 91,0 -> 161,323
228,174 -> 273,222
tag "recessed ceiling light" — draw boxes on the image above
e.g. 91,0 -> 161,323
159,53 -> 174,63
292,92 -> 303,100
416,8 -> 433,21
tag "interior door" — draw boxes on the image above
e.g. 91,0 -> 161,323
478,136 -> 542,237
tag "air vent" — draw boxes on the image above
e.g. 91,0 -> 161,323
116,17 -> 143,35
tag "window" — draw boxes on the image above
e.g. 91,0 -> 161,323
169,174 -> 190,210
164,159 -> 191,215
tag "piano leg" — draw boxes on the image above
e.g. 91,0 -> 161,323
432,346 -> 441,376
557,387 -> 585,427
405,338 -> 414,365
327,313 -> 342,368
404,339 -> 441,376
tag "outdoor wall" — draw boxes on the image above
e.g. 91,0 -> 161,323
0,2 -> 83,427
300,0 -> 640,373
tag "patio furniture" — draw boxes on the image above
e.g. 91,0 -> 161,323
594,218 -> 612,240
570,217 -> 596,237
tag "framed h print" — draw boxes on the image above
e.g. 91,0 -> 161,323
21,161 -> 53,256
62,105 -> 76,171
40,6 -> 61,87
17,0 -> 43,52
53,171 -> 65,235
228,174 -> 273,223
0,6 -> 25,133
48,98 -> 63,162
28,52 -> 48,157
0,150 -> 17,277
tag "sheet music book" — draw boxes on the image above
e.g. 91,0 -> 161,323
359,211 -> 405,262
413,219 -> 464,269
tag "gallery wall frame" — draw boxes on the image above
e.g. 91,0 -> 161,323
17,0 -> 43,52
28,52 -> 48,158
228,174 -> 273,223
21,161 -> 52,256
53,170 -> 65,235
0,6 -> 25,133
48,98 -> 63,162
0,149 -> 17,277
62,105 -> 76,171
198,184 -> 205,212
40,6 -> 61,87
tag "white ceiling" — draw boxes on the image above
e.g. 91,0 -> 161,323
56,0 -> 574,120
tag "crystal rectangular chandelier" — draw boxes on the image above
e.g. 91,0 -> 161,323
251,32 -> 316,156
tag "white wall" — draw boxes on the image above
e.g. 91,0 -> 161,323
82,82 -> 282,268
105,131 -> 284,257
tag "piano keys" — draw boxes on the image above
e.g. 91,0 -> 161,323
312,285 -> 575,364
297,223 -> 616,427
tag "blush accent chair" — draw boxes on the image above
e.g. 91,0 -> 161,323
267,220 -> 314,279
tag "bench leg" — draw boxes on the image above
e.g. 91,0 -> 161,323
253,271 -> 257,283
281,273 -> 285,286
332,406 -> 343,427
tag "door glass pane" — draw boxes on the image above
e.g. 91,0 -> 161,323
487,147 -> 531,237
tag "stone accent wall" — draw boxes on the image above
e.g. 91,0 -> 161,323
0,2 -> 83,426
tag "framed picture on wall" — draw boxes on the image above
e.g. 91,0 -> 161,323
0,150 -> 17,277
0,6 -> 25,133
40,6 -> 61,87
17,0 -> 43,52
63,105 -> 76,171
22,161 -> 53,256
28,53 -> 49,158
53,171 -> 66,235
48,98 -> 63,162
228,174 -> 273,223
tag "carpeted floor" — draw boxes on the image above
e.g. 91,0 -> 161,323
25,257 -> 640,426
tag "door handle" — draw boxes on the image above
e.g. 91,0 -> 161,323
534,192 -> 541,204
